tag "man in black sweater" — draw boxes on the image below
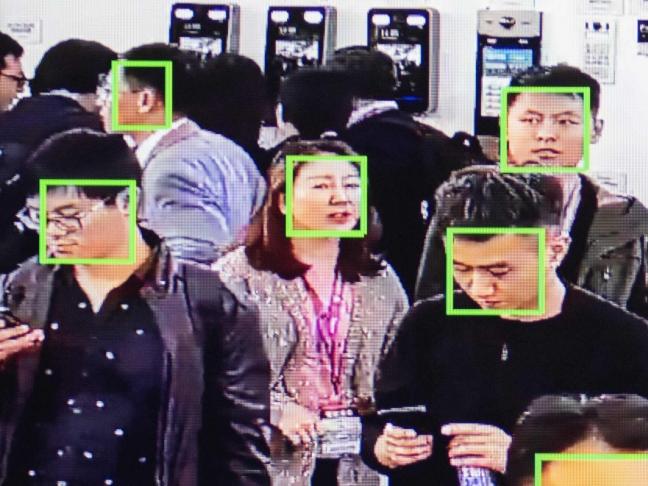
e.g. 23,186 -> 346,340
361,166 -> 648,485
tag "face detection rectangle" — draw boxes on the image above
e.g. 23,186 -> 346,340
535,453 -> 648,486
500,86 -> 591,174
37,179 -> 138,265
445,227 -> 546,316
110,59 -> 174,132
285,155 -> 368,239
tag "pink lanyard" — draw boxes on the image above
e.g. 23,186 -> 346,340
302,273 -> 345,395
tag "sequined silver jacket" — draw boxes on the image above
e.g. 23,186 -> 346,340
213,247 -> 409,486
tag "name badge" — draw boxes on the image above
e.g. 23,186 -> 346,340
317,409 -> 362,458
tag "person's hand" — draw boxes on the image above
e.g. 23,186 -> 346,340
442,423 -> 512,474
277,401 -> 321,447
0,322 -> 44,364
374,423 -> 433,469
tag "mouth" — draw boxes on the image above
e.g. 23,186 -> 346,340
327,211 -> 354,223
49,241 -> 78,254
531,148 -> 561,159
480,300 -> 503,308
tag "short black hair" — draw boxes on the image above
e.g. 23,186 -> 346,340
433,166 -> 563,241
122,43 -> 199,114
30,39 -> 116,96
24,129 -> 141,201
507,394 -> 648,486
0,31 -> 23,69
329,46 -> 396,100
509,65 -> 601,116
190,53 -> 267,148
280,68 -> 354,137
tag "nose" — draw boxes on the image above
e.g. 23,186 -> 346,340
536,119 -> 558,142
329,184 -> 351,205
468,270 -> 497,298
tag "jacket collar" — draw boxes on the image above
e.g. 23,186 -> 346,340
143,118 -> 201,167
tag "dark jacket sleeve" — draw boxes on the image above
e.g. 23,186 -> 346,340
198,275 -> 271,486
361,300 -> 437,475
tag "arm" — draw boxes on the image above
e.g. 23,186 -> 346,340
199,280 -> 271,486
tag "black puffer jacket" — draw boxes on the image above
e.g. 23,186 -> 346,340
0,95 -> 104,273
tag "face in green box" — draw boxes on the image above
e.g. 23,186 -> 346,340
450,231 -> 567,312
507,92 -> 587,168
27,186 -> 132,261
281,158 -> 362,233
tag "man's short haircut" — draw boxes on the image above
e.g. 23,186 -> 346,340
509,64 -> 601,116
329,46 -> 396,100
0,31 -> 24,69
121,43 -> 199,114
280,68 -> 354,137
433,166 -> 563,241
23,129 -> 141,201
30,39 -> 116,96
507,394 -> 648,486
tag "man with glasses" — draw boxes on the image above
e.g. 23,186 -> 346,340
98,43 -> 265,265
0,129 -> 271,485
0,39 -> 116,274
0,31 -> 25,112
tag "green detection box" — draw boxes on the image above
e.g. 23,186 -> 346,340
534,453 -> 648,486
39,179 -> 138,265
500,86 -> 591,174
111,59 -> 173,131
445,227 -> 546,316
285,155 -> 368,238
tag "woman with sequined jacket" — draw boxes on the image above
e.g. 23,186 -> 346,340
213,139 -> 409,486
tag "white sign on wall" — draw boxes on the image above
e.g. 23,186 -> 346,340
481,0 -> 535,9
2,20 -> 42,44
582,0 -> 624,15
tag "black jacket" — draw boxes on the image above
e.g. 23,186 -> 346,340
0,95 -> 104,273
362,287 -> 648,485
341,110 -> 475,300
415,175 -> 648,318
0,249 -> 271,485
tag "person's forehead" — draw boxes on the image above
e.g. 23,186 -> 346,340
451,234 -> 539,264
511,92 -> 584,114
296,159 -> 359,179
29,187 -> 94,208
2,54 -> 23,74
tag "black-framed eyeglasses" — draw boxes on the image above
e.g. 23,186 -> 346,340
0,72 -> 29,89
19,196 -> 113,234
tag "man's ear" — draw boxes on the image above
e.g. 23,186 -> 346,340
278,192 -> 286,216
115,187 -> 140,216
137,88 -> 161,114
591,117 -> 604,144
547,231 -> 571,268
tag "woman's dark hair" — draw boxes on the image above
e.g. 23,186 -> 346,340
23,128 -> 141,201
508,64 -> 601,116
0,31 -> 23,68
507,394 -> 648,485
433,166 -> 563,242
245,139 -> 383,281
280,68 -> 354,138
30,39 -> 116,96
190,53 -> 267,152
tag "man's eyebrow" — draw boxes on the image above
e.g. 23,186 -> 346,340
551,110 -> 582,117
453,260 -> 510,269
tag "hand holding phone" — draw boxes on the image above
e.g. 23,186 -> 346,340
0,317 -> 44,364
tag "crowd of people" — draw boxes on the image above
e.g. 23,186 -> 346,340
0,29 -> 647,486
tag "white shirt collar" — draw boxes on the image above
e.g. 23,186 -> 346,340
559,174 -> 582,234
135,117 -> 190,166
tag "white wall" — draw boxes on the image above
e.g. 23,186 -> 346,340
1,0 -> 647,202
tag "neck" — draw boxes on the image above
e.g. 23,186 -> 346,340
508,274 -> 566,323
291,238 -> 340,272
131,131 -> 153,145
74,230 -> 151,286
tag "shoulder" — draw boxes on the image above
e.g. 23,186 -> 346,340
179,260 -> 245,314
570,286 -> 648,333
359,262 -> 408,304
